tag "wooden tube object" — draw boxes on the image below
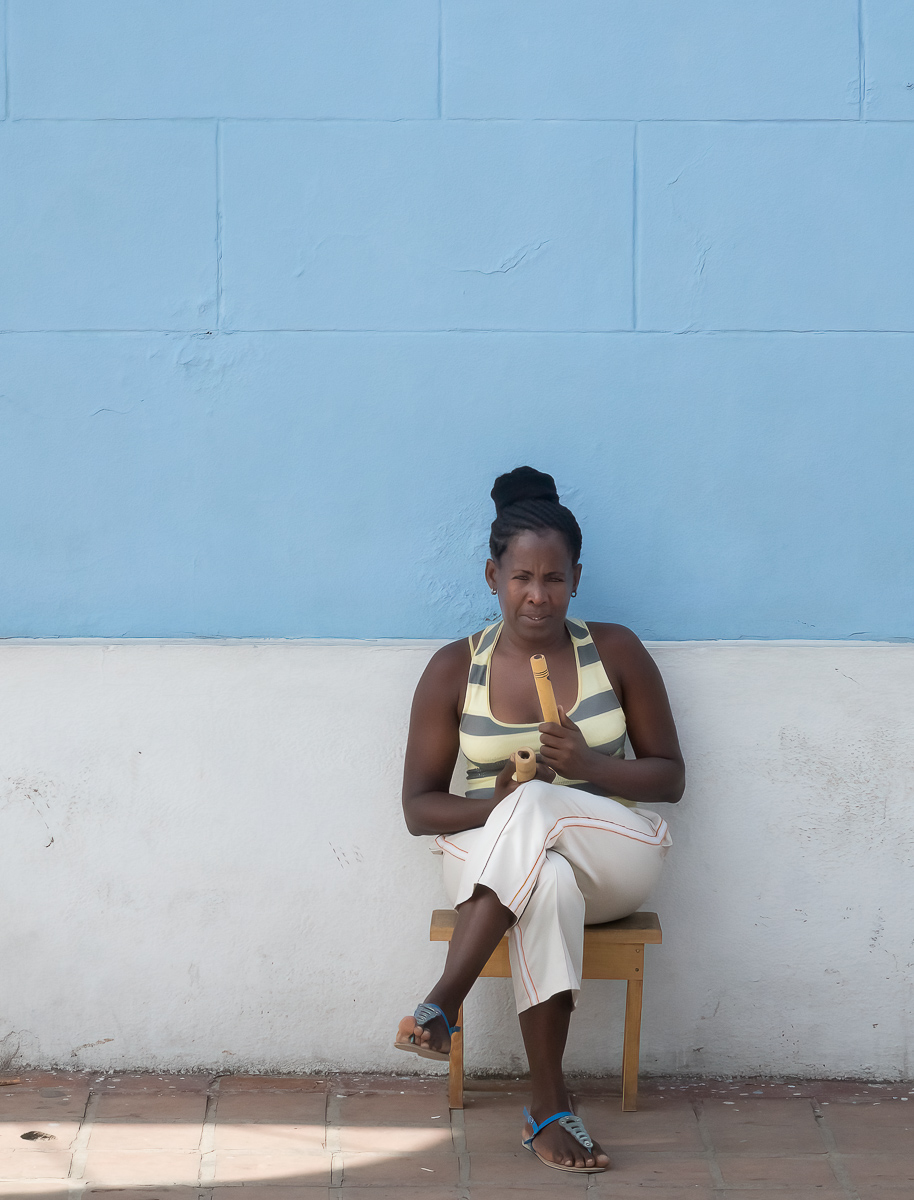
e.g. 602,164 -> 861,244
530,654 -> 561,725
512,747 -> 536,783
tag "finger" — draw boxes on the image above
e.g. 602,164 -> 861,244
537,734 -> 563,750
537,721 -> 565,735
558,705 -> 577,729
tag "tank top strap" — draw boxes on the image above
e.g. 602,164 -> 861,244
464,621 -> 502,713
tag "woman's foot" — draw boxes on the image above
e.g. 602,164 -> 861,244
523,1104 -> 610,1172
394,1011 -> 452,1057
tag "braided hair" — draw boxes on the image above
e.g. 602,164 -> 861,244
489,466 -> 582,564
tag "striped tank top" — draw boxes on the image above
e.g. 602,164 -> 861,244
459,618 -> 632,807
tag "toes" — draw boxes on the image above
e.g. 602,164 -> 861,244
395,1016 -> 416,1044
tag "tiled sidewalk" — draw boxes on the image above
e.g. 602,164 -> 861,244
0,1072 -> 911,1199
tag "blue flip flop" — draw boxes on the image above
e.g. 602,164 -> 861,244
393,1002 -> 460,1062
522,1106 -> 608,1173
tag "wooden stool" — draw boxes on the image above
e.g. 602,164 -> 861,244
429,908 -> 662,1112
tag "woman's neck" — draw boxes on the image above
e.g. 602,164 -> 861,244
496,617 -> 572,659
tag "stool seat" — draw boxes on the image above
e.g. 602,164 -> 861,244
429,908 -> 662,1111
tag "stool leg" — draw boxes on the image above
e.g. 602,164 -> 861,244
448,1003 -> 464,1110
621,979 -> 643,1112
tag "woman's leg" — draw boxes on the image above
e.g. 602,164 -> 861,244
404,783 -> 667,1165
402,883 -> 514,1056
513,853 -> 609,1169
519,992 -> 608,1169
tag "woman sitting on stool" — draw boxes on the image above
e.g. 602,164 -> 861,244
395,466 -> 684,1174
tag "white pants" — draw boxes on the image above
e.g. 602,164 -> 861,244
435,780 -> 672,1014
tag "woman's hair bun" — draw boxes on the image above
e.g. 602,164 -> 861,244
491,466 -> 560,515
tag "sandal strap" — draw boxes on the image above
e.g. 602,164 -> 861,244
557,1113 -> 594,1151
522,1107 -> 575,1146
413,1002 -> 460,1035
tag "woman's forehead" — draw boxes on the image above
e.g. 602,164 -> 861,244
500,528 -> 575,567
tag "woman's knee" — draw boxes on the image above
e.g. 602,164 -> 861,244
525,851 -> 585,924
513,778 -> 560,813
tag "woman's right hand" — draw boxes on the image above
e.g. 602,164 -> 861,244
491,756 -> 556,804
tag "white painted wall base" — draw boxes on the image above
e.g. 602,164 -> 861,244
2,639 -> 912,1079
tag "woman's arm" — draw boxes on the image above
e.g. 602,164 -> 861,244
401,641 -> 498,836
537,624 -> 685,805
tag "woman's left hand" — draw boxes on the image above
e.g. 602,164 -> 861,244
538,707 -> 596,781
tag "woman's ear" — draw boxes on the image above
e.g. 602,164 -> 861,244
572,562 -> 583,593
485,558 -> 498,595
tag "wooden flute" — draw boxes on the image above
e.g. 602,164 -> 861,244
511,654 -> 561,782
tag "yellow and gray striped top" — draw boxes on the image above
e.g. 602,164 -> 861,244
459,618 -> 631,806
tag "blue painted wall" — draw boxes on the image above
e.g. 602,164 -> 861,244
2,2 -> 913,640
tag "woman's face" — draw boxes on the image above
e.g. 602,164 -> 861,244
485,529 -> 582,638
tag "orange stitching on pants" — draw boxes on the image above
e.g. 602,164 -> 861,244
508,815 -> 668,914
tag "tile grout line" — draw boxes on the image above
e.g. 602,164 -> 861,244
198,1075 -> 220,1185
631,121 -> 639,330
5,327 -> 914,337
690,1098 -> 726,1192
3,0 -> 9,121
436,0 -> 443,119
812,1095 -> 861,1200
67,1087 -> 99,1198
326,1089 -> 343,1193
858,0 -> 866,120
215,118 -> 224,330
7,115 -> 914,125
449,1104 -> 471,1194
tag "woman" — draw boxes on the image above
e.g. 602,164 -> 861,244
395,466 -> 684,1174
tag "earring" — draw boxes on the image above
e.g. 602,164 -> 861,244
571,590 -> 577,597
491,589 -> 497,595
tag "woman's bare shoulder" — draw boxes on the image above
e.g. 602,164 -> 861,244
425,635 -> 472,674
586,621 -> 645,655
410,635 -> 474,721
414,635 -> 472,693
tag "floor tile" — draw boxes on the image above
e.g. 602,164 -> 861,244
588,1188 -> 716,1200
339,1150 -> 459,1185
0,1186 -> 69,1197
717,1153 -> 840,1187
216,1091 -> 327,1123
85,1191 -> 204,1199
213,1122 -> 325,1153
467,1150 -> 590,1186
700,1097 -> 824,1155
714,1193 -> 845,1200
576,1096 -> 705,1153
591,1151 -> 714,1187
211,1151 -> 332,1184
338,1091 -> 450,1125
469,1189 -> 604,1199
334,1190 -> 459,1199
88,1120 -> 204,1151
0,1147 -> 72,1179
337,1124 -> 453,1154
843,1153 -> 914,1189
823,1102 -> 914,1152
94,1091 -> 208,1121
212,1189 -> 329,1200
463,1095 -> 529,1124
0,1088 -> 89,1120
218,1075 -> 328,1092
0,1120 -> 80,1150
82,1148 -> 201,1185
463,1120 -> 525,1153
